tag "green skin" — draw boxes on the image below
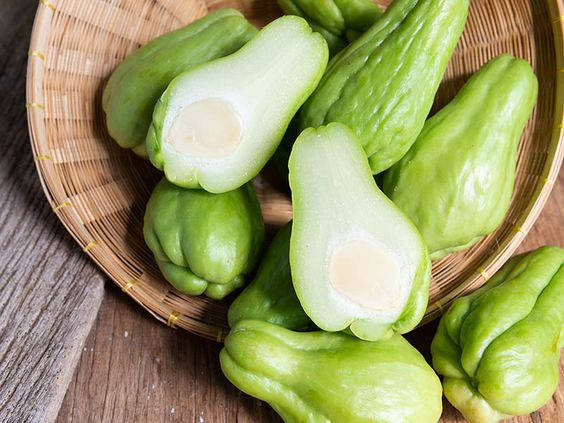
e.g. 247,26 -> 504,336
431,246 -> 564,423
102,9 -> 257,155
289,123 -> 430,341
220,320 -> 443,423
143,179 -> 265,299
277,0 -> 382,56
300,0 -> 469,174
147,16 -> 328,194
383,55 -> 538,261
228,222 -> 314,331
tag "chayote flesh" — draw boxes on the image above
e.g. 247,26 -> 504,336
383,55 -> 538,260
143,179 -> 264,299
228,222 -> 314,331
220,319 -> 443,422
103,9 -> 257,156
147,16 -> 328,193
431,246 -> 564,423
300,0 -> 469,174
277,0 -> 382,56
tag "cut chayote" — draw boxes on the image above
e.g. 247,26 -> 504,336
147,16 -> 328,193
221,320 -> 443,422
143,179 -> 264,299
289,123 -> 430,341
228,222 -> 313,331
103,9 -> 257,156
384,55 -> 538,260
277,0 -> 382,56
300,0 -> 469,174
431,246 -> 564,423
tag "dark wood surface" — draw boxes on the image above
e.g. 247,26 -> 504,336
0,0 -> 562,422
0,1 -> 106,422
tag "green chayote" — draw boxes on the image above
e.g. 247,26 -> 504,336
383,55 -> 538,260
103,9 -> 257,156
277,0 -> 382,55
300,0 -> 468,174
221,320 -> 443,422
228,222 -> 313,331
143,179 -> 264,299
431,246 -> 564,423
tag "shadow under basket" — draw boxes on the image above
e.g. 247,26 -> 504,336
27,0 -> 564,341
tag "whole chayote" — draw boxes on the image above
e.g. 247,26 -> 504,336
277,0 -> 382,56
143,179 -> 264,299
228,222 -> 313,331
300,0 -> 469,174
383,55 -> 538,260
103,9 -> 257,156
431,246 -> 564,423
221,320 -> 443,422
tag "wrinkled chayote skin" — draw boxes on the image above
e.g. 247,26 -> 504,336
221,320 -> 442,422
431,246 -> 564,423
277,0 -> 382,56
383,55 -> 538,261
228,222 -> 314,331
143,179 -> 264,299
103,9 -> 257,156
300,0 -> 468,174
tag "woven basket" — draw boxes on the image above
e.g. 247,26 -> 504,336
27,0 -> 564,341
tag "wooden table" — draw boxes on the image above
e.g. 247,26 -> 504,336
0,0 -> 562,422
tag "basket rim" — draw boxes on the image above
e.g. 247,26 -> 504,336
26,0 -> 564,339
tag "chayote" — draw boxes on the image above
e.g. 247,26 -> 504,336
383,55 -> 538,260
277,0 -> 382,56
228,222 -> 314,331
431,246 -> 564,423
300,0 -> 469,174
102,9 -> 258,156
146,16 -> 328,194
143,179 -> 264,299
220,320 -> 443,422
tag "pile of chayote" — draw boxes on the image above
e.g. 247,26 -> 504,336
103,0 -> 561,421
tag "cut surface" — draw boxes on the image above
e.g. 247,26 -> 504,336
166,98 -> 242,158
328,239 -> 401,310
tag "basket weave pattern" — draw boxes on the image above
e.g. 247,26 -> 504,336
27,0 -> 564,340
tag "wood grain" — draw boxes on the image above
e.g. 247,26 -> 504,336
0,0 -> 105,421
57,170 -> 564,422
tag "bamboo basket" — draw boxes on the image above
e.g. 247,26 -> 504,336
27,0 -> 564,341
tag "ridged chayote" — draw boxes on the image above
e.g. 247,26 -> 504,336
228,222 -> 313,331
103,9 -> 257,156
277,0 -> 382,56
221,320 -> 443,422
143,179 -> 264,299
431,246 -> 564,423
383,55 -> 538,260
300,0 -> 469,174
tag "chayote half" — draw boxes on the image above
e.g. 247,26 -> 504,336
143,179 -> 264,299
383,55 -> 538,260
277,0 -> 382,56
289,123 -> 430,341
146,16 -> 328,193
228,222 -> 314,331
431,246 -> 564,423
300,0 -> 469,174
220,320 -> 443,422
103,9 -> 258,156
